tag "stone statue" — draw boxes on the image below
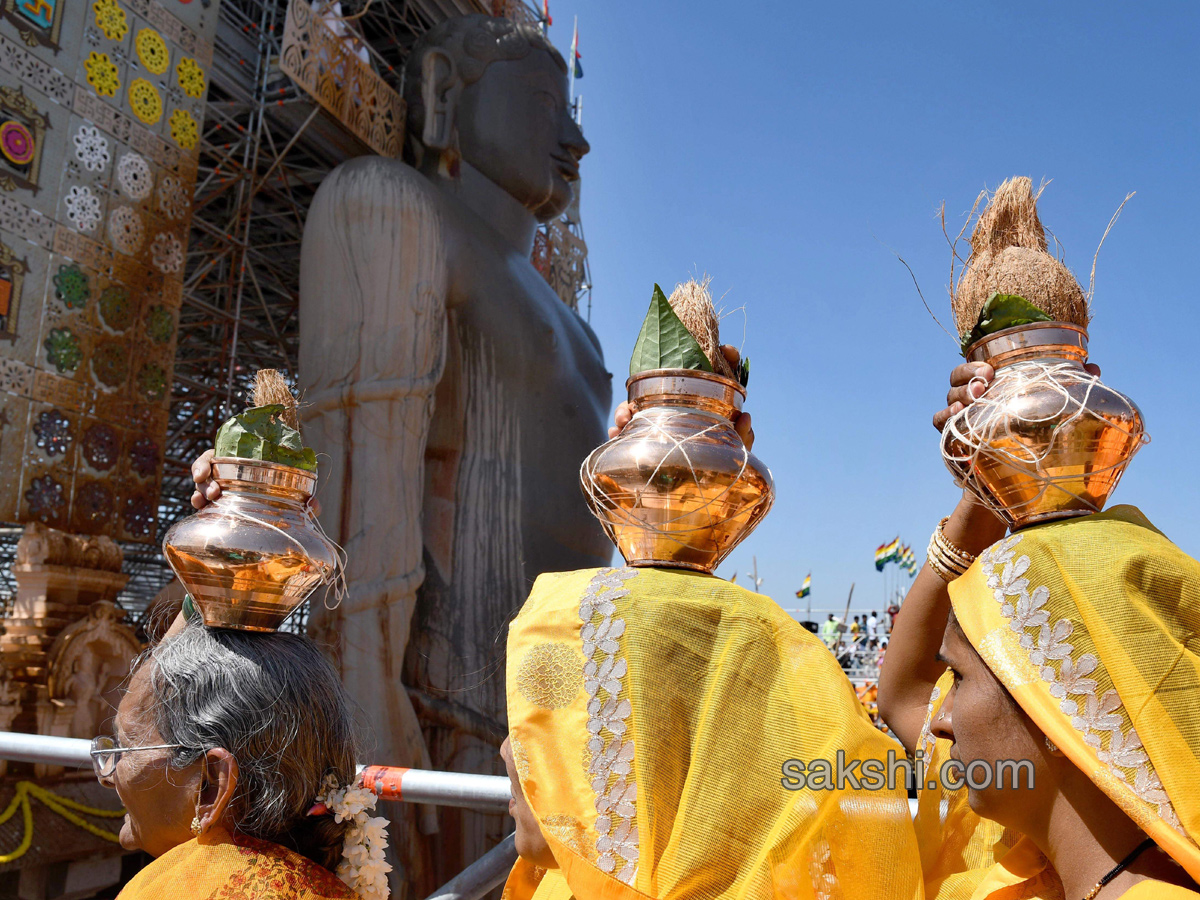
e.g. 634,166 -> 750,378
297,14 -> 612,891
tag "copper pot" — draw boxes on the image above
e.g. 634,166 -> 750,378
580,369 -> 774,573
941,323 -> 1147,529
162,458 -> 338,631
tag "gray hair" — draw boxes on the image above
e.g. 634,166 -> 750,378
139,622 -> 358,869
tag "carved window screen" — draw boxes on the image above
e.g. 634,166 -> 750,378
279,0 -> 405,158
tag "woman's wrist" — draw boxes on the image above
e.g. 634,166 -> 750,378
944,490 -> 1008,556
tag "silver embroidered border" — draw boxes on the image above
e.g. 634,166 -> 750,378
979,534 -> 1186,834
578,567 -> 639,884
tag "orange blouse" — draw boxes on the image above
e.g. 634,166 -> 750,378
117,827 -> 356,900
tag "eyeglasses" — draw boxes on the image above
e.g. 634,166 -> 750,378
89,735 -> 185,779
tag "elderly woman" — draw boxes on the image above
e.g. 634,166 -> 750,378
93,620 -> 381,899
878,363 -> 1200,900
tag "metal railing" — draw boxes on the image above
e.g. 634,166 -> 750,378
0,731 -> 516,900
427,834 -> 517,900
0,733 -> 512,809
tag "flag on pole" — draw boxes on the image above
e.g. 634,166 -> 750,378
542,0 -> 551,27
874,537 -> 900,571
795,573 -> 811,599
570,20 -> 583,78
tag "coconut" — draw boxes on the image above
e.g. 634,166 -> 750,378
253,368 -> 300,429
952,177 -> 1089,337
667,276 -> 735,379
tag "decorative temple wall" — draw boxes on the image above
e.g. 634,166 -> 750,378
0,0 -> 221,543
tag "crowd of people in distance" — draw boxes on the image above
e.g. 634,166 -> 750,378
817,609 -> 892,672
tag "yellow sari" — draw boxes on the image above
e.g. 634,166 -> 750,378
117,826 -> 356,899
503,566 -> 923,900
913,670 -> 1029,900
944,506 -> 1200,899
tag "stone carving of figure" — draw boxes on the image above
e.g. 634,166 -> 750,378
15,522 -> 122,572
45,601 -> 142,740
298,13 -> 612,890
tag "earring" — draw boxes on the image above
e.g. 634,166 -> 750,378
191,784 -> 204,836
1045,736 -> 1060,754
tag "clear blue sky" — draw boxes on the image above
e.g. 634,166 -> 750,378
545,2 -> 1199,613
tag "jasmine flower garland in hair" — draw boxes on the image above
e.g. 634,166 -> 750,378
315,777 -> 392,900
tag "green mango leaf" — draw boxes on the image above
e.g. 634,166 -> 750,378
629,284 -> 713,376
960,293 -> 1054,355
736,356 -> 750,388
214,404 -> 318,471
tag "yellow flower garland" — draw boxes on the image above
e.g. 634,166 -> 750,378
0,781 -> 123,864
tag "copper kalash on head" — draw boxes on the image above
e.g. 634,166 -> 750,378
163,371 -> 340,630
940,177 -> 1148,530
581,279 -> 773,572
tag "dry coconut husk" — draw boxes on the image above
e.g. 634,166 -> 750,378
668,276 -> 735,379
952,177 -> 1089,336
252,369 -> 300,429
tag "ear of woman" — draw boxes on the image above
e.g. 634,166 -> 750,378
196,749 -> 239,836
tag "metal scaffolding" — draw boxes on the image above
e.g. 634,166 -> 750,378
127,0 -> 497,609
0,0 -> 567,612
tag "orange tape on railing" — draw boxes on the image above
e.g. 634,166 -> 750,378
358,765 -> 410,801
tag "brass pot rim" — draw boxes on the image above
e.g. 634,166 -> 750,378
964,321 -> 1089,364
625,367 -> 745,393
210,456 -> 317,495
625,369 -> 746,412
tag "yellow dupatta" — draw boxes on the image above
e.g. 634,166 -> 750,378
117,826 -> 356,900
946,506 -> 1200,898
503,566 -> 923,900
912,670 -> 1031,900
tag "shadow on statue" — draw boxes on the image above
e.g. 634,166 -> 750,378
298,15 -> 612,897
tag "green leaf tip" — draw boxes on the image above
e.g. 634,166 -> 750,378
629,283 -> 714,376
736,356 -> 750,388
214,404 -> 318,471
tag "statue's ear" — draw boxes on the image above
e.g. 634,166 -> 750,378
420,49 -> 461,152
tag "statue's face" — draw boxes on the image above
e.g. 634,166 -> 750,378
457,49 -> 588,222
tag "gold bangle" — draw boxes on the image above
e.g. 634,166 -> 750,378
925,542 -> 967,583
933,517 -> 976,565
924,544 -> 962,583
925,517 -> 977,583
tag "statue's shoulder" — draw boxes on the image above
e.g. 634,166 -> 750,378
323,154 -> 433,190
314,156 -> 446,219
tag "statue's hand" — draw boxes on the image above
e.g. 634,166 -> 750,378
609,345 -> 754,450
933,360 -> 1100,432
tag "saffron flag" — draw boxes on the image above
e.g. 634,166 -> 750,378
874,537 -> 900,572
570,21 -> 583,77
542,0 -> 551,26
795,573 -> 811,599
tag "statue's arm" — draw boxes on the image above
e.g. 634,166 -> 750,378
298,156 -> 448,605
